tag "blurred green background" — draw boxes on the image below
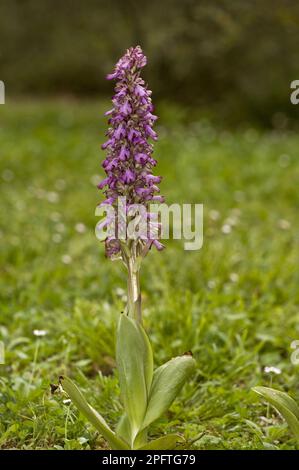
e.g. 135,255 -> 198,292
1,0 -> 299,126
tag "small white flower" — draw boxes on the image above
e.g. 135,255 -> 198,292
278,219 -> 291,230
209,210 -> 220,221
229,273 -> 239,283
225,217 -> 238,227
52,233 -> 62,243
264,366 -> 281,375
61,254 -> 72,265
75,223 -> 86,234
115,287 -> 125,297
221,224 -> 232,234
33,329 -> 48,337
207,279 -> 216,289
78,436 -> 88,445
47,192 -> 59,203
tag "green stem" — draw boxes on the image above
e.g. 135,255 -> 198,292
120,241 -> 142,323
127,257 -> 141,323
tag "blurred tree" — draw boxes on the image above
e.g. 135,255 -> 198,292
0,0 -> 299,126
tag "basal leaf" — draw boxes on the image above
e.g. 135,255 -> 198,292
115,413 -> 131,445
142,355 -> 195,430
137,434 -> 184,450
253,386 -> 299,442
60,376 -> 129,450
132,428 -> 148,449
116,315 -> 153,443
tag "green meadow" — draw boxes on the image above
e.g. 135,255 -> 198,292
0,101 -> 298,449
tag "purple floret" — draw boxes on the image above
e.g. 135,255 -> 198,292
99,46 -> 164,257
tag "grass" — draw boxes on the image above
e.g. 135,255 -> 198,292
0,100 -> 298,450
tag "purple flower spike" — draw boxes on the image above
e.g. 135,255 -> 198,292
99,46 -> 163,257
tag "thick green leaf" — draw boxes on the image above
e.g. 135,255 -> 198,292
60,376 -> 129,450
116,414 -> 131,445
137,434 -> 184,450
253,386 -> 299,442
116,414 -> 148,448
132,428 -> 148,449
142,355 -> 196,430
116,315 -> 153,443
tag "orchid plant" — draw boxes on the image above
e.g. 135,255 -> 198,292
58,46 -> 196,450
